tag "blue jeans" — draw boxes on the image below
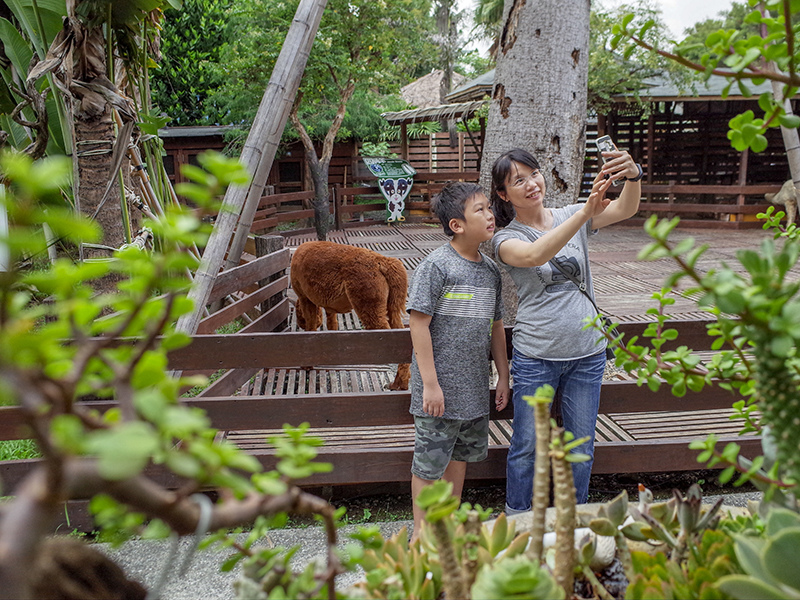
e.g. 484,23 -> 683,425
506,349 -> 605,512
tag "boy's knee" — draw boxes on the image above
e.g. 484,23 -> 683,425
411,455 -> 449,481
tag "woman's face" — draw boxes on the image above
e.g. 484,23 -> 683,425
499,161 -> 546,210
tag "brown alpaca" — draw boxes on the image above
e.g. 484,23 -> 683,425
290,241 -> 410,390
765,180 -> 798,224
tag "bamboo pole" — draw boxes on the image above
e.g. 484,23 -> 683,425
176,0 -> 328,336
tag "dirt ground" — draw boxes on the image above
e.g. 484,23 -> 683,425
295,469 -> 756,525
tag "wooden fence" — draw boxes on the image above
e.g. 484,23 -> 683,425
0,319 -> 761,494
250,171 -> 482,236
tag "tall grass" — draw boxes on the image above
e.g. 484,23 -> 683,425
0,439 -> 41,461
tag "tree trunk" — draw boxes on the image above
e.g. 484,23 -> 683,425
289,79 -> 355,241
309,160 -> 332,240
480,0 -> 591,208
74,105 -> 126,261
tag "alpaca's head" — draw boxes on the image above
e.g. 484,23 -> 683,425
296,299 -> 322,331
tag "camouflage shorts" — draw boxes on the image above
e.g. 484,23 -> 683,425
411,415 -> 489,480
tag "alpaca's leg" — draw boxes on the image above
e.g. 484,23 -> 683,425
325,310 -> 339,330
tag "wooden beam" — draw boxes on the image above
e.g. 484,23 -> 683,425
0,434 -> 763,493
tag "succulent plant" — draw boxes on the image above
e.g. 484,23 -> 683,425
626,528 -> 741,600
522,386 -> 555,563
471,555 -> 564,600
345,482 -> 530,599
717,508 -> 800,600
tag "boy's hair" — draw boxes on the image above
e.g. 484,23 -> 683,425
431,182 -> 484,236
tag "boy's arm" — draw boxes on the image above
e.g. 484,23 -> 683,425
491,319 -> 510,411
409,310 -> 445,417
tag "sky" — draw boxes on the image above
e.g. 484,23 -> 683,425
463,0 -> 739,55
635,0 -> 736,38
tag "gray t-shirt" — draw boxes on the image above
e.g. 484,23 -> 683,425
406,243 -> 503,420
492,205 -> 606,360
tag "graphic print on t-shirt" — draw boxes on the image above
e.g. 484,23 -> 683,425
545,256 -> 581,294
436,284 -> 497,319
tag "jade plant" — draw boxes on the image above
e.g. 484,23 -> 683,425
595,213 -> 800,508
0,150 -> 340,599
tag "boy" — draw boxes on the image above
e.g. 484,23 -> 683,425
407,181 -> 510,540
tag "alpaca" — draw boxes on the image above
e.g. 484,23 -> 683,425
765,180 -> 798,224
290,241 -> 410,390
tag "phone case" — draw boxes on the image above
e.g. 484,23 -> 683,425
595,135 -> 623,186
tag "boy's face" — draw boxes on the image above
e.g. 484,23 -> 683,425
450,192 -> 495,242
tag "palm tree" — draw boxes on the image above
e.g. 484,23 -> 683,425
472,0 -> 504,58
4,1 -> 173,254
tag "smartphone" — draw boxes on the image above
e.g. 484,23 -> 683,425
595,135 -> 623,186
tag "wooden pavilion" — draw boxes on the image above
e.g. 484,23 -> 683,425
382,69 -> 796,227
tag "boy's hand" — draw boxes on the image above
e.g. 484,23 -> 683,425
422,384 -> 445,417
495,379 -> 510,411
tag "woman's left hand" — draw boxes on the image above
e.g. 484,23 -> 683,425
581,171 -> 614,219
600,149 -> 638,185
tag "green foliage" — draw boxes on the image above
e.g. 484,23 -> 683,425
0,0 -> 69,155
611,0 -> 800,153
359,141 -> 396,158
471,555 -> 565,600
0,150 -> 339,598
678,2 -> 761,63
150,0 -> 233,125
0,439 -> 40,461
347,481 -> 535,600
589,1 -> 698,115
208,0 -> 438,141
600,215 -> 800,499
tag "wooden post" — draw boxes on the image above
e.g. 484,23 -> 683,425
400,123 -> 408,160
458,131 -> 464,171
736,148 -> 749,222
332,184 -> 341,231
254,235 -> 287,329
668,179 -> 676,217
646,114 -> 654,202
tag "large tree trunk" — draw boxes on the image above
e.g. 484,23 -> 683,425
309,157 -> 332,240
480,0 -> 591,208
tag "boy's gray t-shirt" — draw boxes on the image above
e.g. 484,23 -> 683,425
491,204 -> 606,360
406,243 -> 503,420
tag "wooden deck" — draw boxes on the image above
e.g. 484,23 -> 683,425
216,223 -> 788,470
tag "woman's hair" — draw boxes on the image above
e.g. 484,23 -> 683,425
490,148 -> 541,227
431,181 -> 483,236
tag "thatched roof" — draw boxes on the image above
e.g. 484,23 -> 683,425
400,69 -> 468,109
381,100 -> 487,126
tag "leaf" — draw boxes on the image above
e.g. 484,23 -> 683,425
86,422 -> 159,480
779,113 -> 800,129
0,18 -> 34,75
717,575 -> 787,599
763,529 -> 800,591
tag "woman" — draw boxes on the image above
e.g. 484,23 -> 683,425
490,146 -> 642,511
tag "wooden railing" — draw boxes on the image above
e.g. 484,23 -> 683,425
250,172 -> 483,236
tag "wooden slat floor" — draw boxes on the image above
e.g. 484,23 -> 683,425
220,224 -> 777,455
